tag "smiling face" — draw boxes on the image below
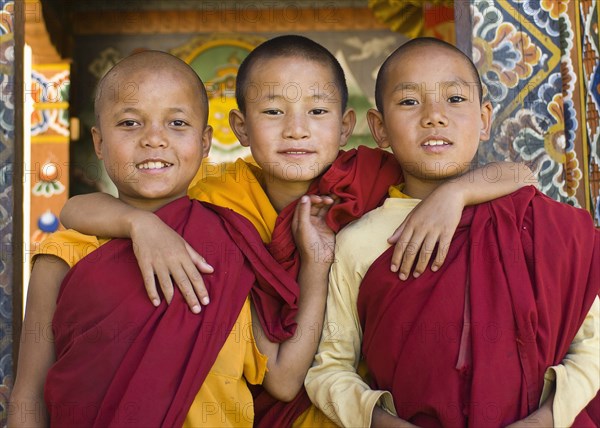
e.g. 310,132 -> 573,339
229,56 -> 355,197
368,44 -> 492,198
92,53 -> 212,211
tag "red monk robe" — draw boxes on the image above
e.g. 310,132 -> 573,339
45,197 -> 299,427
357,187 -> 600,427
253,147 -> 403,427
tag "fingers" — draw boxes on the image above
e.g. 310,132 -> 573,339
295,195 -> 312,229
431,232 -> 451,272
190,250 -> 214,274
294,195 -> 333,224
311,195 -> 334,218
140,265 -> 161,307
397,234 -> 421,281
387,222 -> 407,245
391,231 -> 440,280
156,265 -> 175,305
137,249 -> 212,313
409,235 -> 437,278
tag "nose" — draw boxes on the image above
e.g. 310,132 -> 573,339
283,112 -> 310,140
420,102 -> 448,128
140,124 -> 168,148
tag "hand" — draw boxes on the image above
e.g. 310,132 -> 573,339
505,391 -> 553,428
504,408 -> 553,428
129,212 -> 214,313
291,195 -> 336,265
372,407 -> 420,428
387,183 -> 463,280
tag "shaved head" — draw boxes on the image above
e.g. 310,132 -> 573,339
375,38 -> 483,114
94,50 -> 208,126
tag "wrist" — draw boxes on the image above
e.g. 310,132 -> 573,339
436,179 -> 468,206
127,210 -> 159,239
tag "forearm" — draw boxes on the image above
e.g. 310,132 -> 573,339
8,394 -> 48,427
450,161 -> 536,206
543,297 -> 600,427
372,407 -> 417,428
60,192 -> 153,237
305,262 -> 395,428
9,257 -> 66,427
260,261 -> 329,401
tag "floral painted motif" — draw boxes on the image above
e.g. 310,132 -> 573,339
30,70 -> 70,137
469,0 -> 584,208
516,0 -> 562,36
580,0 -> 600,223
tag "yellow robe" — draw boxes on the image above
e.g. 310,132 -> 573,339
189,159 -> 337,427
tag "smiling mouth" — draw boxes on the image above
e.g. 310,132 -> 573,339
281,150 -> 315,155
422,139 -> 451,146
136,161 -> 173,170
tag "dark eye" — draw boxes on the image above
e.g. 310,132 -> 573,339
310,108 -> 328,115
264,109 -> 283,115
119,120 -> 139,127
448,95 -> 466,103
171,120 -> 187,127
399,99 -> 418,106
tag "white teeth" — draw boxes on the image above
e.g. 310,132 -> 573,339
136,161 -> 172,170
423,139 -> 448,146
287,151 -> 307,154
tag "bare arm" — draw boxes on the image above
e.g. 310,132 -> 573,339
388,162 -> 536,279
8,256 -> 69,427
60,193 -> 212,312
252,195 -> 334,402
505,390 -> 554,427
372,407 -> 419,428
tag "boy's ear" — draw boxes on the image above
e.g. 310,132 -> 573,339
366,108 -> 389,149
339,108 -> 356,147
91,126 -> 104,159
201,125 -> 213,159
479,101 -> 493,141
229,109 -> 249,147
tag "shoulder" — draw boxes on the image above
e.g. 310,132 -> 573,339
35,229 -> 105,268
335,198 -> 419,272
189,159 -> 258,199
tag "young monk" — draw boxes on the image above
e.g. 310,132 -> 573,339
9,51 -> 336,427
60,36 -> 537,427
305,37 -> 600,428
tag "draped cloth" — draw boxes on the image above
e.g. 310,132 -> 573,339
254,147 -> 404,427
358,186 -> 600,427
45,197 -> 299,427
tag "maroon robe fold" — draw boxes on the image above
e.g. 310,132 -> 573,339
45,197 -> 299,427
254,147 -> 404,427
358,186 -> 600,427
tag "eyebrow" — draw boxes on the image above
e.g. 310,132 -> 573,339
259,93 -> 336,103
391,79 -> 475,94
113,107 -> 141,116
112,107 -> 189,117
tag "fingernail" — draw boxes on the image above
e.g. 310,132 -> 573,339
202,297 -> 210,305
399,273 -> 407,281
301,195 -> 309,203
413,272 -> 420,278
192,305 -> 201,314
390,264 -> 398,272
431,265 -> 439,272
152,299 -> 160,307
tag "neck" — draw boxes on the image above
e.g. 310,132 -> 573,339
263,180 -> 311,213
402,177 -> 444,200
118,194 -> 184,213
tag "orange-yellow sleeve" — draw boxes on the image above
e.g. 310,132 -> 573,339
33,230 -> 107,268
243,302 -> 268,386
188,159 -> 277,243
